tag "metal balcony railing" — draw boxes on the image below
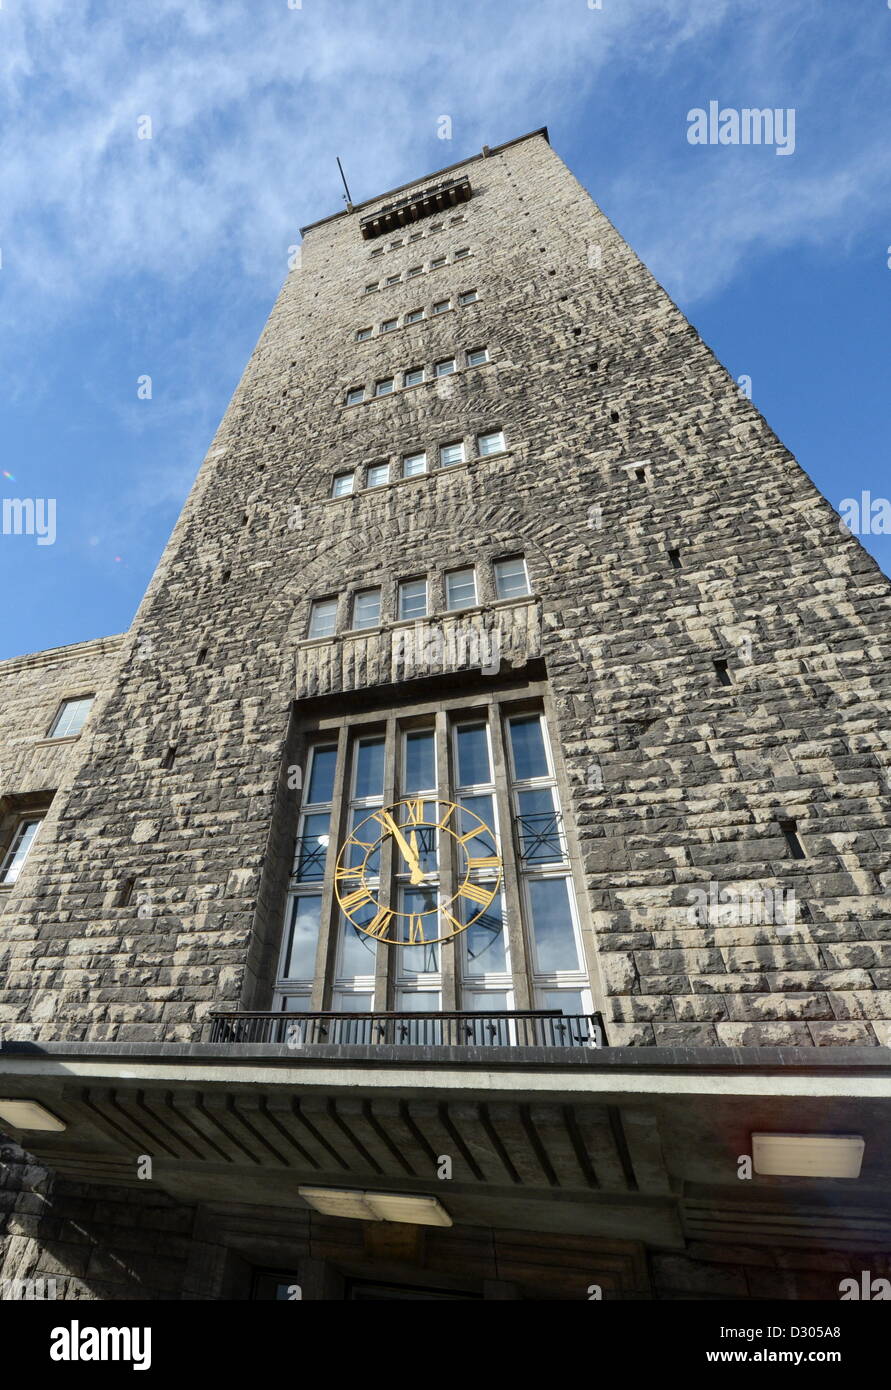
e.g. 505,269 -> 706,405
208,1009 -> 606,1049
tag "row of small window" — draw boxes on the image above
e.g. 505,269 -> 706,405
365,247 -> 471,291
306,556 -> 531,639
368,213 -> 466,257
345,346 -> 489,406
355,288 -> 478,340
330,429 -> 506,497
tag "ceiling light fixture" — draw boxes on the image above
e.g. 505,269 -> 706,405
298,1186 -> 452,1226
751,1132 -> 864,1179
0,1099 -> 67,1132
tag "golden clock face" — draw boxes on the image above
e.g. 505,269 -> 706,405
334,798 -> 502,946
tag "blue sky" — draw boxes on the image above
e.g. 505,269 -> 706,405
1,0 -> 889,660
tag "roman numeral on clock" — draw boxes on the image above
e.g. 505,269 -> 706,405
340,886 -> 373,912
459,881 -> 494,905
407,914 -> 426,943
466,855 -> 501,870
365,908 -> 394,938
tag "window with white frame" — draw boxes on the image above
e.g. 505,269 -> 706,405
404,367 -> 424,388
365,283 -> 378,294
48,697 -> 94,739
0,816 -> 43,886
404,308 -> 424,323
346,386 -> 365,406
308,598 -> 338,639
356,327 -> 373,342
398,577 -> 427,620
477,429 -> 505,456
367,462 -> 390,488
439,440 -> 466,468
467,347 -> 489,367
375,378 -> 395,397
432,299 -> 450,315
352,588 -> 381,630
458,289 -> 478,305
494,556 -> 530,600
402,451 -> 427,479
454,247 -> 470,260
434,358 -> 455,377
445,567 -> 477,611
386,274 -> 401,286
430,256 -> 446,269
406,266 -> 423,278
381,318 -> 398,333
331,472 -> 355,499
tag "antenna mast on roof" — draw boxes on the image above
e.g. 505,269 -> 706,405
336,157 -> 353,211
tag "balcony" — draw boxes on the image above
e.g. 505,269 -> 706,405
208,1009 -> 606,1049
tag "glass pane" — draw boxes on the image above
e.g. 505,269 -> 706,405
435,359 -> 455,376
1,819 -> 41,884
375,379 -> 394,396
347,807 -> 380,873
457,796 -> 497,856
354,738 -> 385,799
509,715 -> 549,780
51,698 -> 93,737
367,464 -> 389,488
295,813 -> 330,880
465,991 -> 509,1010
353,589 -> 380,629
517,788 -> 562,864
309,600 -> 337,638
404,370 -> 424,386
396,992 -> 441,1011
283,895 -> 322,980
332,474 -> 353,497
456,724 -> 491,787
528,878 -> 580,972
402,453 -> 427,478
446,569 -> 476,610
403,731 -> 435,792
306,745 -> 337,804
494,557 -> 529,599
478,431 -> 505,456
338,911 -> 378,976
331,993 -> 373,1012
398,580 -> 427,620
462,895 -> 507,975
398,887 -> 439,973
539,989 -> 585,1015
439,442 -> 464,467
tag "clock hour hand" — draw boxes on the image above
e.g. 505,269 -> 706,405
381,811 -> 425,885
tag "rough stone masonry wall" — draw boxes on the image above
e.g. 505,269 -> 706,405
0,131 -> 887,1047
0,635 -> 124,1035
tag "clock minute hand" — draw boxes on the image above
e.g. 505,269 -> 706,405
382,812 -> 424,884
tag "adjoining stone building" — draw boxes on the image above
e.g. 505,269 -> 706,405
1,128 -> 890,1301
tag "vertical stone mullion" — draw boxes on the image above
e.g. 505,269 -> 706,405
489,702 -> 532,1010
312,724 -> 350,1010
374,715 -> 398,1011
436,708 -> 458,1010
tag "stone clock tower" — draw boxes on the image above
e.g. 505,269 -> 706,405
1,129 -> 890,1302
